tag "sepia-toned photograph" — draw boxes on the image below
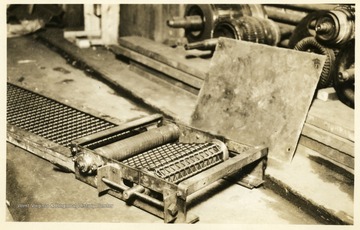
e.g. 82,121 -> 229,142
4,2 -> 356,227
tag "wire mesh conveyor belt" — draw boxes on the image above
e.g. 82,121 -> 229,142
7,83 -> 117,147
122,141 -> 227,184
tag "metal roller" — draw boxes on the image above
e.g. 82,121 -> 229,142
255,17 -> 281,46
154,139 -> 229,183
122,139 -> 229,184
213,16 -> 280,45
243,16 -> 266,44
95,123 -> 180,161
185,16 -> 280,51
184,38 -> 218,51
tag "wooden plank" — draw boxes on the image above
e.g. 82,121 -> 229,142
110,44 -> 203,89
306,99 -> 354,141
100,4 -> 120,45
302,123 -> 354,156
84,4 -> 101,33
38,29 -> 197,124
191,38 -> 325,162
118,36 -> 210,80
129,61 -> 199,95
119,4 -> 184,44
299,135 -> 354,170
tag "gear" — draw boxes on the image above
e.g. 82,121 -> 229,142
244,16 -> 266,44
294,37 -> 336,89
257,18 -> 281,46
168,4 -> 267,43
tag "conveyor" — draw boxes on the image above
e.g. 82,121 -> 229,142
7,83 -> 268,223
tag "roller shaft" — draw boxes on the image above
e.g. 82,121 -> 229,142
167,15 -> 203,30
184,38 -> 218,50
95,124 -> 180,161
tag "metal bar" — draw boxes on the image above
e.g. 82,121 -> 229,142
95,124 -> 180,161
101,178 -> 164,207
264,6 -> 308,25
71,113 -> 163,145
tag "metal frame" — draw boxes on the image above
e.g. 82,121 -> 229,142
71,115 -> 268,223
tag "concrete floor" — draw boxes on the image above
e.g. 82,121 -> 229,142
5,35 -> 320,224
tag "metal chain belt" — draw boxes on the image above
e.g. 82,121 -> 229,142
7,83 -> 116,147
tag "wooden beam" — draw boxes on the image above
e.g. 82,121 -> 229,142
299,135 -> 354,170
110,44 -> 203,89
302,123 -> 354,157
118,36 -> 209,80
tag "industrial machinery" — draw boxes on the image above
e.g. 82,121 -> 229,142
314,5 -> 355,46
167,4 -> 267,43
70,115 -> 268,223
7,83 -> 268,223
333,39 -> 355,108
294,37 -> 336,89
289,4 -> 355,91
289,5 -> 354,48
185,15 -> 281,51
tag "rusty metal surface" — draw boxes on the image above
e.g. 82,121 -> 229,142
191,38 -> 325,161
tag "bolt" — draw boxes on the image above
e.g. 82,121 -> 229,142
315,21 -> 332,34
176,191 -> 182,197
167,203 -> 178,216
70,146 -> 78,154
141,176 -> 151,187
91,164 -> 98,171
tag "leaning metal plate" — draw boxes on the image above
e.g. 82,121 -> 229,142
191,37 -> 325,162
